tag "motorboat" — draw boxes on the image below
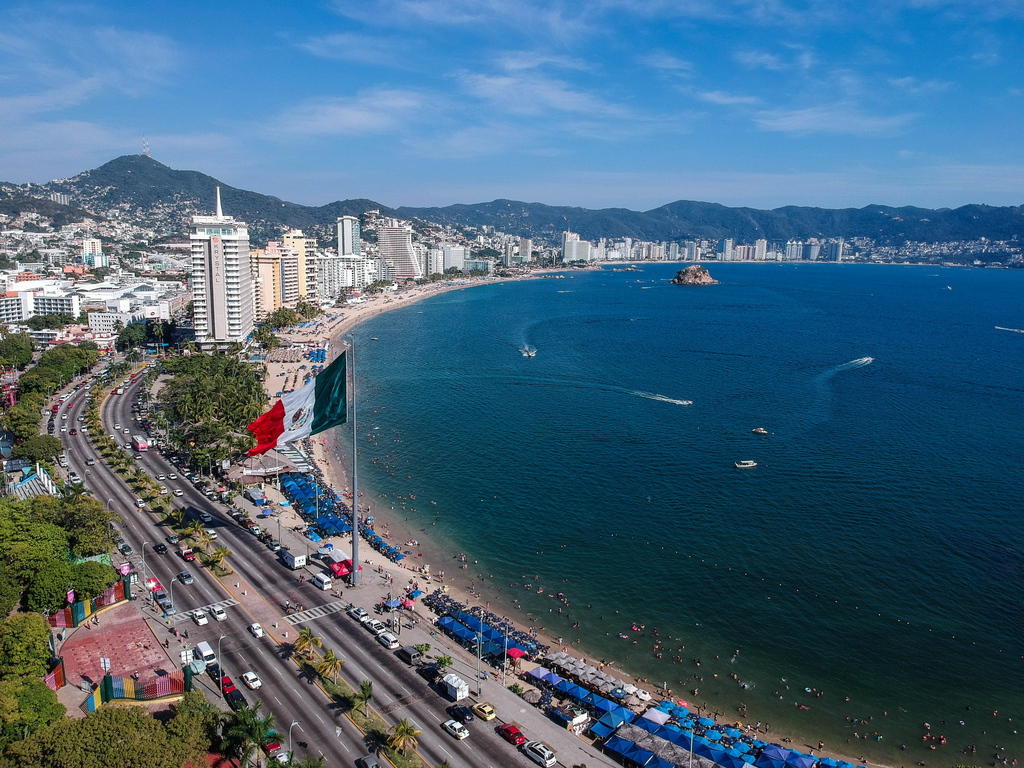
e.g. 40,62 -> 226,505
751,427 -> 769,435
734,460 -> 758,469
520,346 -> 537,357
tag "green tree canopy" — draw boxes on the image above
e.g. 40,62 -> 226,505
3,704 -> 194,768
0,677 -> 63,750
24,314 -> 75,331
0,614 -> 52,680
0,334 -> 34,369
70,561 -> 116,600
11,435 -> 63,463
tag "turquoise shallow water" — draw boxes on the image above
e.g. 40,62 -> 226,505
347,264 -> 1024,765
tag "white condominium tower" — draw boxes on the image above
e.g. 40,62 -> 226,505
377,219 -> 422,280
190,187 -> 254,349
337,215 -> 362,256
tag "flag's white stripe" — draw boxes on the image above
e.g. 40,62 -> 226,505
277,378 -> 317,446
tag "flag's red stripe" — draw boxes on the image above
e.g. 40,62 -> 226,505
246,399 -> 286,456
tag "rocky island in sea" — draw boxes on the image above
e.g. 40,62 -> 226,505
670,264 -> 719,285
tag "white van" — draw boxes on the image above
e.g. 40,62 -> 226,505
311,572 -> 333,591
195,640 -> 218,666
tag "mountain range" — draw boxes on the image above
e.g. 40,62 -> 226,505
4,155 -> 1022,244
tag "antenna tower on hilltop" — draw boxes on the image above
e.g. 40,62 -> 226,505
142,139 -> 152,158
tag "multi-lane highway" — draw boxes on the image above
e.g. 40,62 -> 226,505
61,369 -> 558,768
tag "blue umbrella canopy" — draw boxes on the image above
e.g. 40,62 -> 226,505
384,598 -> 401,608
706,730 -> 723,741
726,728 -> 743,739
698,717 -> 716,727
787,753 -> 817,768
819,759 -> 839,767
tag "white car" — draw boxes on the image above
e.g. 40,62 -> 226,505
241,671 -> 262,689
172,489 -> 184,497
157,474 -> 166,481
192,609 -> 208,626
159,487 -> 168,495
248,623 -> 264,638
364,619 -> 387,635
346,605 -> 369,621
523,741 -> 557,767
134,498 -> 145,507
441,719 -> 470,740
168,473 -> 178,479
114,423 -> 121,429
205,528 -> 218,540
211,605 -> 228,621
376,632 -> 399,650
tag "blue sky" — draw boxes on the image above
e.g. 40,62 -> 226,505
1,0 -> 1021,209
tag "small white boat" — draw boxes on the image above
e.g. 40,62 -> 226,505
520,345 -> 537,357
751,427 -> 768,435
734,460 -> 758,469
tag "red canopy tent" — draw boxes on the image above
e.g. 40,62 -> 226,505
506,647 -> 527,659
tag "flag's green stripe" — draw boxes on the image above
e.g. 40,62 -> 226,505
310,350 -> 348,435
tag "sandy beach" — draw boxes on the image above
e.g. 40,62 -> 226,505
251,274 -> 902,768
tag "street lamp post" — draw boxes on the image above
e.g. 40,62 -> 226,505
140,541 -> 151,584
288,720 -> 303,761
216,634 -> 229,694
475,630 -> 483,696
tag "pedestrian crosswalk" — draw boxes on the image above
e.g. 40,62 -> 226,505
284,600 -> 347,626
171,597 -> 239,624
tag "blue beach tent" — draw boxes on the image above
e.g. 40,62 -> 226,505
625,744 -> 657,766
787,753 -> 817,768
698,717 -> 716,727
590,721 -> 615,739
603,736 -> 634,759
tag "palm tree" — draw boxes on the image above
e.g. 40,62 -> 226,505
222,701 -> 275,767
294,628 -> 322,659
316,649 -> 344,682
352,680 -> 373,715
387,718 -> 421,755
207,546 -> 231,569
167,506 -> 187,528
288,757 -> 325,768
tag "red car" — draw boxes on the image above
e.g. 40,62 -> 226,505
498,723 -> 527,747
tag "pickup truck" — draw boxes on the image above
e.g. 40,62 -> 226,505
178,544 -> 196,562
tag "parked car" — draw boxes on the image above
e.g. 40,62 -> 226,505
523,741 -> 557,767
472,702 -> 497,721
441,719 -> 470,740
376,632 -> 400,650
448,705 -> 474,724
498,723 -> 527,746
346,605 -> 369,621
364,619 -> 386,635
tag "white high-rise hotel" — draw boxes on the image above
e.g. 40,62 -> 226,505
378,219 -> 422,280
190,188 -> 254,349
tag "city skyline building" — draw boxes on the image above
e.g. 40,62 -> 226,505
337,215 -> 361,257
190,187 -> 254,349
377,219 -> 422,280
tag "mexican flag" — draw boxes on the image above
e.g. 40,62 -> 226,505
247,351 -> 347,456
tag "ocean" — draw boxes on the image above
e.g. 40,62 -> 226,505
345,263 -> 1024,765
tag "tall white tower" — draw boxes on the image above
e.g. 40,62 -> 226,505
377,219 -> 421,280
190,187 -> 254,349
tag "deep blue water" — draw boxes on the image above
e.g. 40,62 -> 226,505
347,264 -> 1024,765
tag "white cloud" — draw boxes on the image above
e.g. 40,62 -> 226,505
495,51 -> 590,72
297,32 -> 403,66
699,90 -> 761,105
457,71 -> 631,118
888,76 -> 952,93
755,103 -> 915,135
268,89 -> 426,136
642,51 -> 694,74
734,49 -> 786,70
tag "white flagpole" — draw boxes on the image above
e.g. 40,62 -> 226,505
349,340 -> 360,586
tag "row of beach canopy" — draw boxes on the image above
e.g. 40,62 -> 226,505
544,651 -> 652,705
604,702 -> 869,768
527,670 -> 637,727
436,614 -> 530,656
279,473 -> 405,561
